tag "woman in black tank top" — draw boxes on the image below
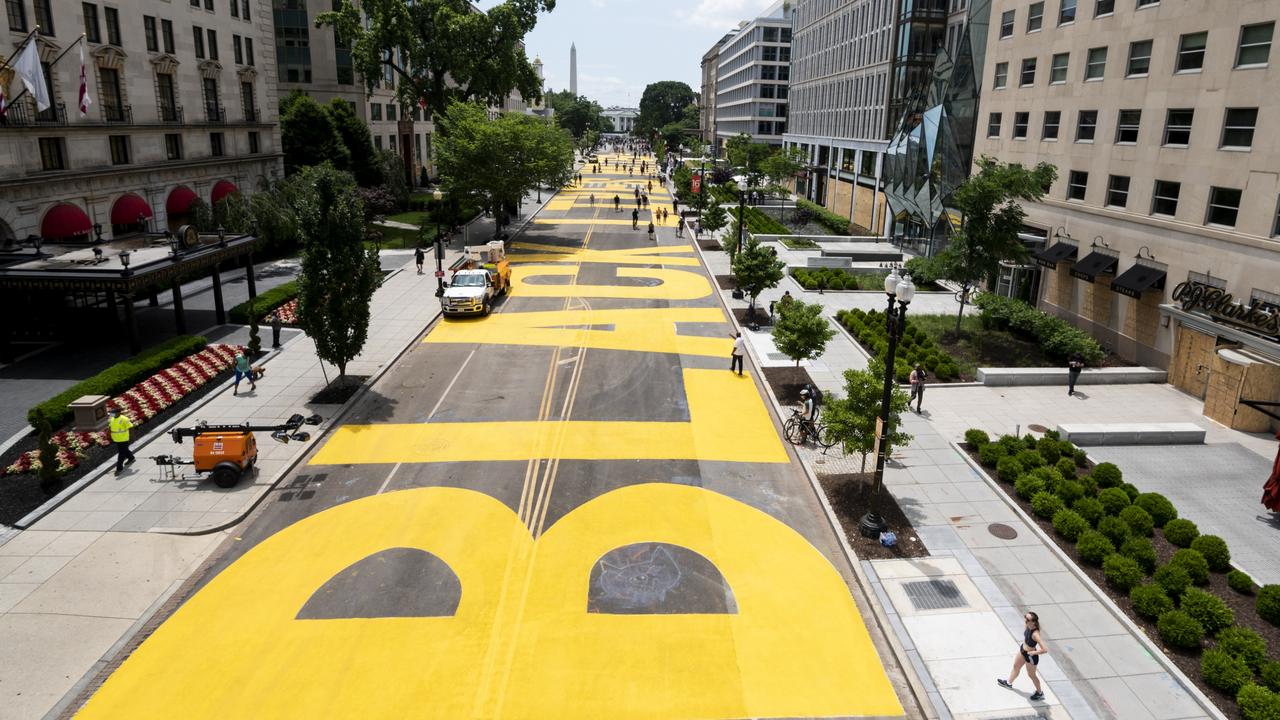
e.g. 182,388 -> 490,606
997,610 -> 1049,701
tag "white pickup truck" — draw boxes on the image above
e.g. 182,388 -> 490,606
440,242 -> 511,317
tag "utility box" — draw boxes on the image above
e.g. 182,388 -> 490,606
69,395 -> 111,432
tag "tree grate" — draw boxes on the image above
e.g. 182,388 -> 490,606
902,578 -> 967,610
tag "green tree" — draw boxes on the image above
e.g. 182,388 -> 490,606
33,409 -> 59,485
318,0 -> 551,125
551,92 -> 608,139
326,98 -> 383,187
730,236 -> 785,316
822,361 -> 914,472
932,156 -> 1057,333
700,199 -> 728,235
772,300 -> 836,367
247,298 -> 262,356
725,134 -> 775,186
213,192 -> 254,234
280,90 -> 350,175
295,165 -> 381,380
377,149 -> 410,208
760,146 -> 805,196
250,176 -> 304,254
636,81 -> 695,137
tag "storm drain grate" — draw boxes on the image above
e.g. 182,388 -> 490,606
902,579 -> 967,611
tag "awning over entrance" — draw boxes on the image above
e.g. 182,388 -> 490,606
1111,263 -> 1167,299
110,194 -> 153,226
166,186 -> 198,215
1070,251 -> 1119,282
1035,242 -> 1077,268
40,203 -> 93,240
211,180 -> 238,206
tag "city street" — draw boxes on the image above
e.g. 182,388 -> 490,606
74,154 -> 909,719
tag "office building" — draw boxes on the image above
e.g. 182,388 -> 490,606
700,30 -> 736,150
714,2 -> 791,150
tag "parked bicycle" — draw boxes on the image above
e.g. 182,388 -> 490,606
784,408 -> 837,449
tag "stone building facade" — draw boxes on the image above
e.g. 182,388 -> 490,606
714,2 -> 791,150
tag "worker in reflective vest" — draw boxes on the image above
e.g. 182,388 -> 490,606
109,407 -> 136,475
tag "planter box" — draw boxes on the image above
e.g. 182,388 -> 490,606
69,395 -> 110,432
975,367 -> 1167,386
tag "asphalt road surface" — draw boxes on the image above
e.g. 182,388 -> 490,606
77,153 -> 908,719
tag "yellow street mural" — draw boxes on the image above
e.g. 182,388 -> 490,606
509,266 -> 712,300
507,242 -> 699,266
426,307 -> 731,356
77,484 -> 903,719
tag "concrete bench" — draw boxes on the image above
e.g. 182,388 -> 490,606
1057,423 -> 1206,446
806,256 -> 853,269
975,367 -> 1168,386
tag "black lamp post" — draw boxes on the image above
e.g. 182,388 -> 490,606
93,223 -> 103,243
432,189 -> 445,297
119,250 -> 131,276
737,187 -> 747,256
859,267 -> 916,539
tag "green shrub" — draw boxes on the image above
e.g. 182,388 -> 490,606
1103,554 -> 1145,592
1097,515 -> 1131,547
1155,564 -> 1193,598
1038,440 -> 1061,465
1131,583 -> 1175,620
1120,536 -> 1157,574
1191,535 -> 1231,572
979,443 -> 1006,467
1229,570 -> 1256,595
997,434 -> 1024,452
1134,492 -> 1178,528
1171,548 -> 1209,585
1163,518 -> 1200,547
1092,462 -> 1122,488
1073,497 -> 1105,526
1098,487 -> 1131,515
1181,587 -> 1234,633
1262,662 -> 1280,692
1119,505 -> 1154,537
1077,474 -> 1099,498
1015,449 -> 1046,469
973,293 -> 1105,363
1076,530 -> 1115,565
996,457 -> 1023,483
1157,610 -> 1205,649
1074,449 -> 1089,467
1055,457 -> 1077,478
1259,585 -> 1280,627
1202,649 -> 1253,695
27,335 -> 209,429
964,429 -> 990,447
1120,482 -> 1141,500
228,280 -> 298,324
1016,475 -> 1047,501
1053,509 -> 1090,542
1055,479 -> 1084,505
1031,492 -> 1065,519
1217,626 -> 1268,671
796,197 -> 850,235
1238,683 -> 1280,720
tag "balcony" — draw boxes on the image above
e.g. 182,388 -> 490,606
160,105 -> 184,124
243,107 -> 259,123
101,104 -> 133,125
0,99 -> 67,127
205,106 -> 226,124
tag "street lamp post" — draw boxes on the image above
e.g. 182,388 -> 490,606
737,188 -> 747,256
859,268 -> 916,538
432,189 -> 445,298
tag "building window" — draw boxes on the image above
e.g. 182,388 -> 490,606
203,77 -> 220,120
1236,22 -> 1274,67
1076,110 -> 1098,141
240,81 -> 255,120
231,0 -> 239,18
387,104 -> 397,121
104,6 -> 120,46
1094,0 -> 1113,16
245,37 -> 253,66
241,0 -> 249,19
1205,186 -> 1242,227
1043,110 -> 1061,139
987,112 -> 1002,138
1127,40 -> 1152,76
1220,107 -> 1257,149
1067,170 -> 1088,201
204,0 -> 213,10
1085,47 -> 1107,80
1176,32 -> 1207,72
210,132 -> 225,157
6,0 -> 27,33
194,25 -> 205,58
33,0 -> 52,35
144,16 -> 159,52
83,3 -> 100,43
1136,0 -> 1158,7
370,103 -> 382,121
374,135 -> 383,150
233,35 -> 243,65
109,135 -> 130,165
165,133 -> 183,160
190,0 -> 199,6
162,19 -> 174,53
1050,53 -> 1069,83
993,62 -> 1008,88
248,131 -> 259,154
1151,180 -> 1180,216
1163,109 -> 1194,146
1105,175 -> 1129,208
1027,2 -> 1043,32
1059,0 -> 1077,25
38,137 -> 65,171
1013,112 -> 1029,139
1115,109 -> 1141,143
1274,198 -> 1280,236
158,73 -> 178,121
100,67 -> 124,120
1020,57 -> 1037,86
207,29 -> 218,60
1000,10 -> 1014,38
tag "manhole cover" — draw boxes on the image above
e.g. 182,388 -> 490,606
989,523 -> 1018,540
1027,424 -> 1048,433
902,579 -> 967,611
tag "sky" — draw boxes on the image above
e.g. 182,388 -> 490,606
477,0 -> 774,108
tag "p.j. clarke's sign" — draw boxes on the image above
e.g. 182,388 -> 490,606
1172,281 -> 1280,340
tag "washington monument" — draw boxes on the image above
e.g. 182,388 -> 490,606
570,43 -> 578,95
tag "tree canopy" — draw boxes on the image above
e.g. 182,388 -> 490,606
730,236 -> 785,312
771,300 -> 836,367
326,98 -> 382,186
280,91 -> 349,175
545,89 -> 609,139
637,81 -> 695,137
725,134 -> 776,186
821,361 -> 913,472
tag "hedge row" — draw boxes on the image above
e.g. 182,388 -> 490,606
792,268 -> 884,291
837,308 -> 961,382
228,281 -> 299,325
969,428 -> 1280,719
796,198 -> 851,235
28,335 -> 209,430
707,185 -> 793,236
973,293 -> 1105,364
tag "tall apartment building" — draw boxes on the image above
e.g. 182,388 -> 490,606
699,31 -> 736,149
976,0 -> 1280,399
714,2 -> 791,151
0,0 -> 282,242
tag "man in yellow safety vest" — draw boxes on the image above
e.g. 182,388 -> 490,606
109,407 -> 136,474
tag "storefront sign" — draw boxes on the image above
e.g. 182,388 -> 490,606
1172,281 -> 1280,339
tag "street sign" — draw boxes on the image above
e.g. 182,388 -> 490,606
434,271 -> 445,278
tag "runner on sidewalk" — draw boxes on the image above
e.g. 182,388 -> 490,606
998,611 -> 1048,702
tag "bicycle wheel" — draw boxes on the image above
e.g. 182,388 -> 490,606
783,418 -> 807,445
817,423 -> 839,450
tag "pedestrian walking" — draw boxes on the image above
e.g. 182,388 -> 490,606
647,221 -> 655,241
233,351 -> 257,395
694,219 -> 702,237
109,407 -> 136,475
1068,353 -> 1084,396
662,208 -> 669,222
589,194 -> 596,206
415,246 -> 425,274
614,195 -> 621,212
675,219 -> 684,237
271,312 -> 283,349
647,179 -> 653,192
629,167 -> 634,176
730,332 -> 745,375
672,199 -> 679,214
997,611 -> 1048,702
909,364 -> 927,413
631,208 -> 639,229
634,188 -> 640,200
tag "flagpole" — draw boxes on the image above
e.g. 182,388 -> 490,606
3,32 -> 86,108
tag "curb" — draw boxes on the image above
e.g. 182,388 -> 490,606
951,439 -> 1229,720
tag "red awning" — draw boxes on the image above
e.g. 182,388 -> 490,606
40,203 -> 93,240
211,180 -> 239,206
167,186 -> 198,215
110,194 -> 153,226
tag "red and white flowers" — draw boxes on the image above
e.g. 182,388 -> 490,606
262,298 -> 299,326
3,344 -> 244,477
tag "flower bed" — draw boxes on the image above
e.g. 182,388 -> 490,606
835,308 -> 962,382
262,298 -> 299,326
4,344 -> 243,477
228,280 -> 298,324
964,428 -> 1280,719
792,267 -> 942,292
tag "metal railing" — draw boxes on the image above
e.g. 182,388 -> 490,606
101,104 -> 132,124
159,104 -> 184,124
205,105 -> 225,123
0,99 -> 67,127
243,107 -> 259,123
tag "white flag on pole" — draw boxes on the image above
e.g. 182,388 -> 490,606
13,39 -> 50,112
78,37 -> 92,117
